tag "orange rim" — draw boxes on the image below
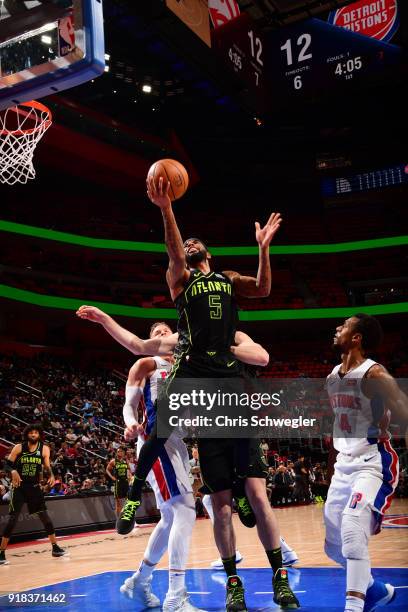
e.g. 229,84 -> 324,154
0,100 -> 53,136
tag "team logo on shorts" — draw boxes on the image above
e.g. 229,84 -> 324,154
349,492 -> 363,509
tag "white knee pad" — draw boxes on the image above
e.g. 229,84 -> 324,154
341,513 -> 369,561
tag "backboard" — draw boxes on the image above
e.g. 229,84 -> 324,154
0,0 -> 105,110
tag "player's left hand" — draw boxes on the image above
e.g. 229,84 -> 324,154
47,474 -> 55,487
255,212 -> 282,249
146,175 -> 172,209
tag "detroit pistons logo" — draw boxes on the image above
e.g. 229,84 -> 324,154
349,492 -> 363,509
328,0 -> 399,42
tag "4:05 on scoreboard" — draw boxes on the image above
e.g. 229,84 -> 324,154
211,3 -> 402,116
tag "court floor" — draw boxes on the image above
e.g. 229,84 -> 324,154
1,500 -> 407,610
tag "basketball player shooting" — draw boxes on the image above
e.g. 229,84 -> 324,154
324,314 -> 408,612
76,309 -> 275,610
77,305 -> 300,609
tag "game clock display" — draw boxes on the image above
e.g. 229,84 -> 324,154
211,12 -> 267,113
212,12 -> 402,114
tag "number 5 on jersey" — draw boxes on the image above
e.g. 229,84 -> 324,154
209,295 -> 222,319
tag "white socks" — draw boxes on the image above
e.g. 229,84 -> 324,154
168,570 -> 186,595
344,595 -> 364,611
135,559 -> 156,583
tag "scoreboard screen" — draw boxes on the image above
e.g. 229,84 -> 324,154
321,163 -> 408,196
211,13 -> 268,114
211,8 -> 403,115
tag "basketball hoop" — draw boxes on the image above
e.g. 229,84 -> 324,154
0,100 -> 52,185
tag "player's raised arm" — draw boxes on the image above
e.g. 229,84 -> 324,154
231,331 -> 269,367
146,175 -> 189,297
223,212 -> 281,298
365,365 -> 408,431
76,305 -> 178,355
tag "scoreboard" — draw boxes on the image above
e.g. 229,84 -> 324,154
211,9 -> 403,115
321,163 -> 408,196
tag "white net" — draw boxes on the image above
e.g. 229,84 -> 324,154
0,101 -> 52,185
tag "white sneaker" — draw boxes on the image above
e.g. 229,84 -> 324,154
163,589 -> 204,611
282,549 -> 299,566
119,574 -> 160,608
210,550 -> 243,570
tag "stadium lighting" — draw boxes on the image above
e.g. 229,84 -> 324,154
142,84 -> 152,93
104,53 -> 110,60
41,35 -> 52,45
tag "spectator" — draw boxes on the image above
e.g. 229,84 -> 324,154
260,439 -> 269,460
293,455 -> 311,503
49,480 -> 66,496
65,428 -> 77,445
272,464 -> 294,505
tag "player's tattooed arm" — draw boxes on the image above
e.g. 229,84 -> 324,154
365,365 -> 408,432
231,331 -> 269,366
76,305 -> 179,355
106,458 -> 116,482
42,446 -> 55,487
146,175 -> 189,295
223,213 -> 281,298
5,444 -> 22,487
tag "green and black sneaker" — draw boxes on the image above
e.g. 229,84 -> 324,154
0,550 -> 8,565
234,494 -> 256,528
226,575 -> 247,611
273,568 -> 300,609
116,499 -> 141,535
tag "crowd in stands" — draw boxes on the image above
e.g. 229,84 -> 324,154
0,239 -> 406,311
0,353 -> 128,499
1,352 -> 407,510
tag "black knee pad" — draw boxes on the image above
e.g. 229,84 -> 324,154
38,511 -> 55,536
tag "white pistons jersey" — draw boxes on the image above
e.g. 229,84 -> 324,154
138,356 -> 192,507
141,356 -> 170,436
326,358 -> 391,456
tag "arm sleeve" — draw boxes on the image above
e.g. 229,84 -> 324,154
123,385 -> 144,428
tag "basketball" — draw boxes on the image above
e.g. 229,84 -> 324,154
147,158 -> 189,201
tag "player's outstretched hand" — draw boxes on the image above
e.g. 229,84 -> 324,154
255,212 -> 282,249
146,175 -> 171,209
76,305 -> 107,324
